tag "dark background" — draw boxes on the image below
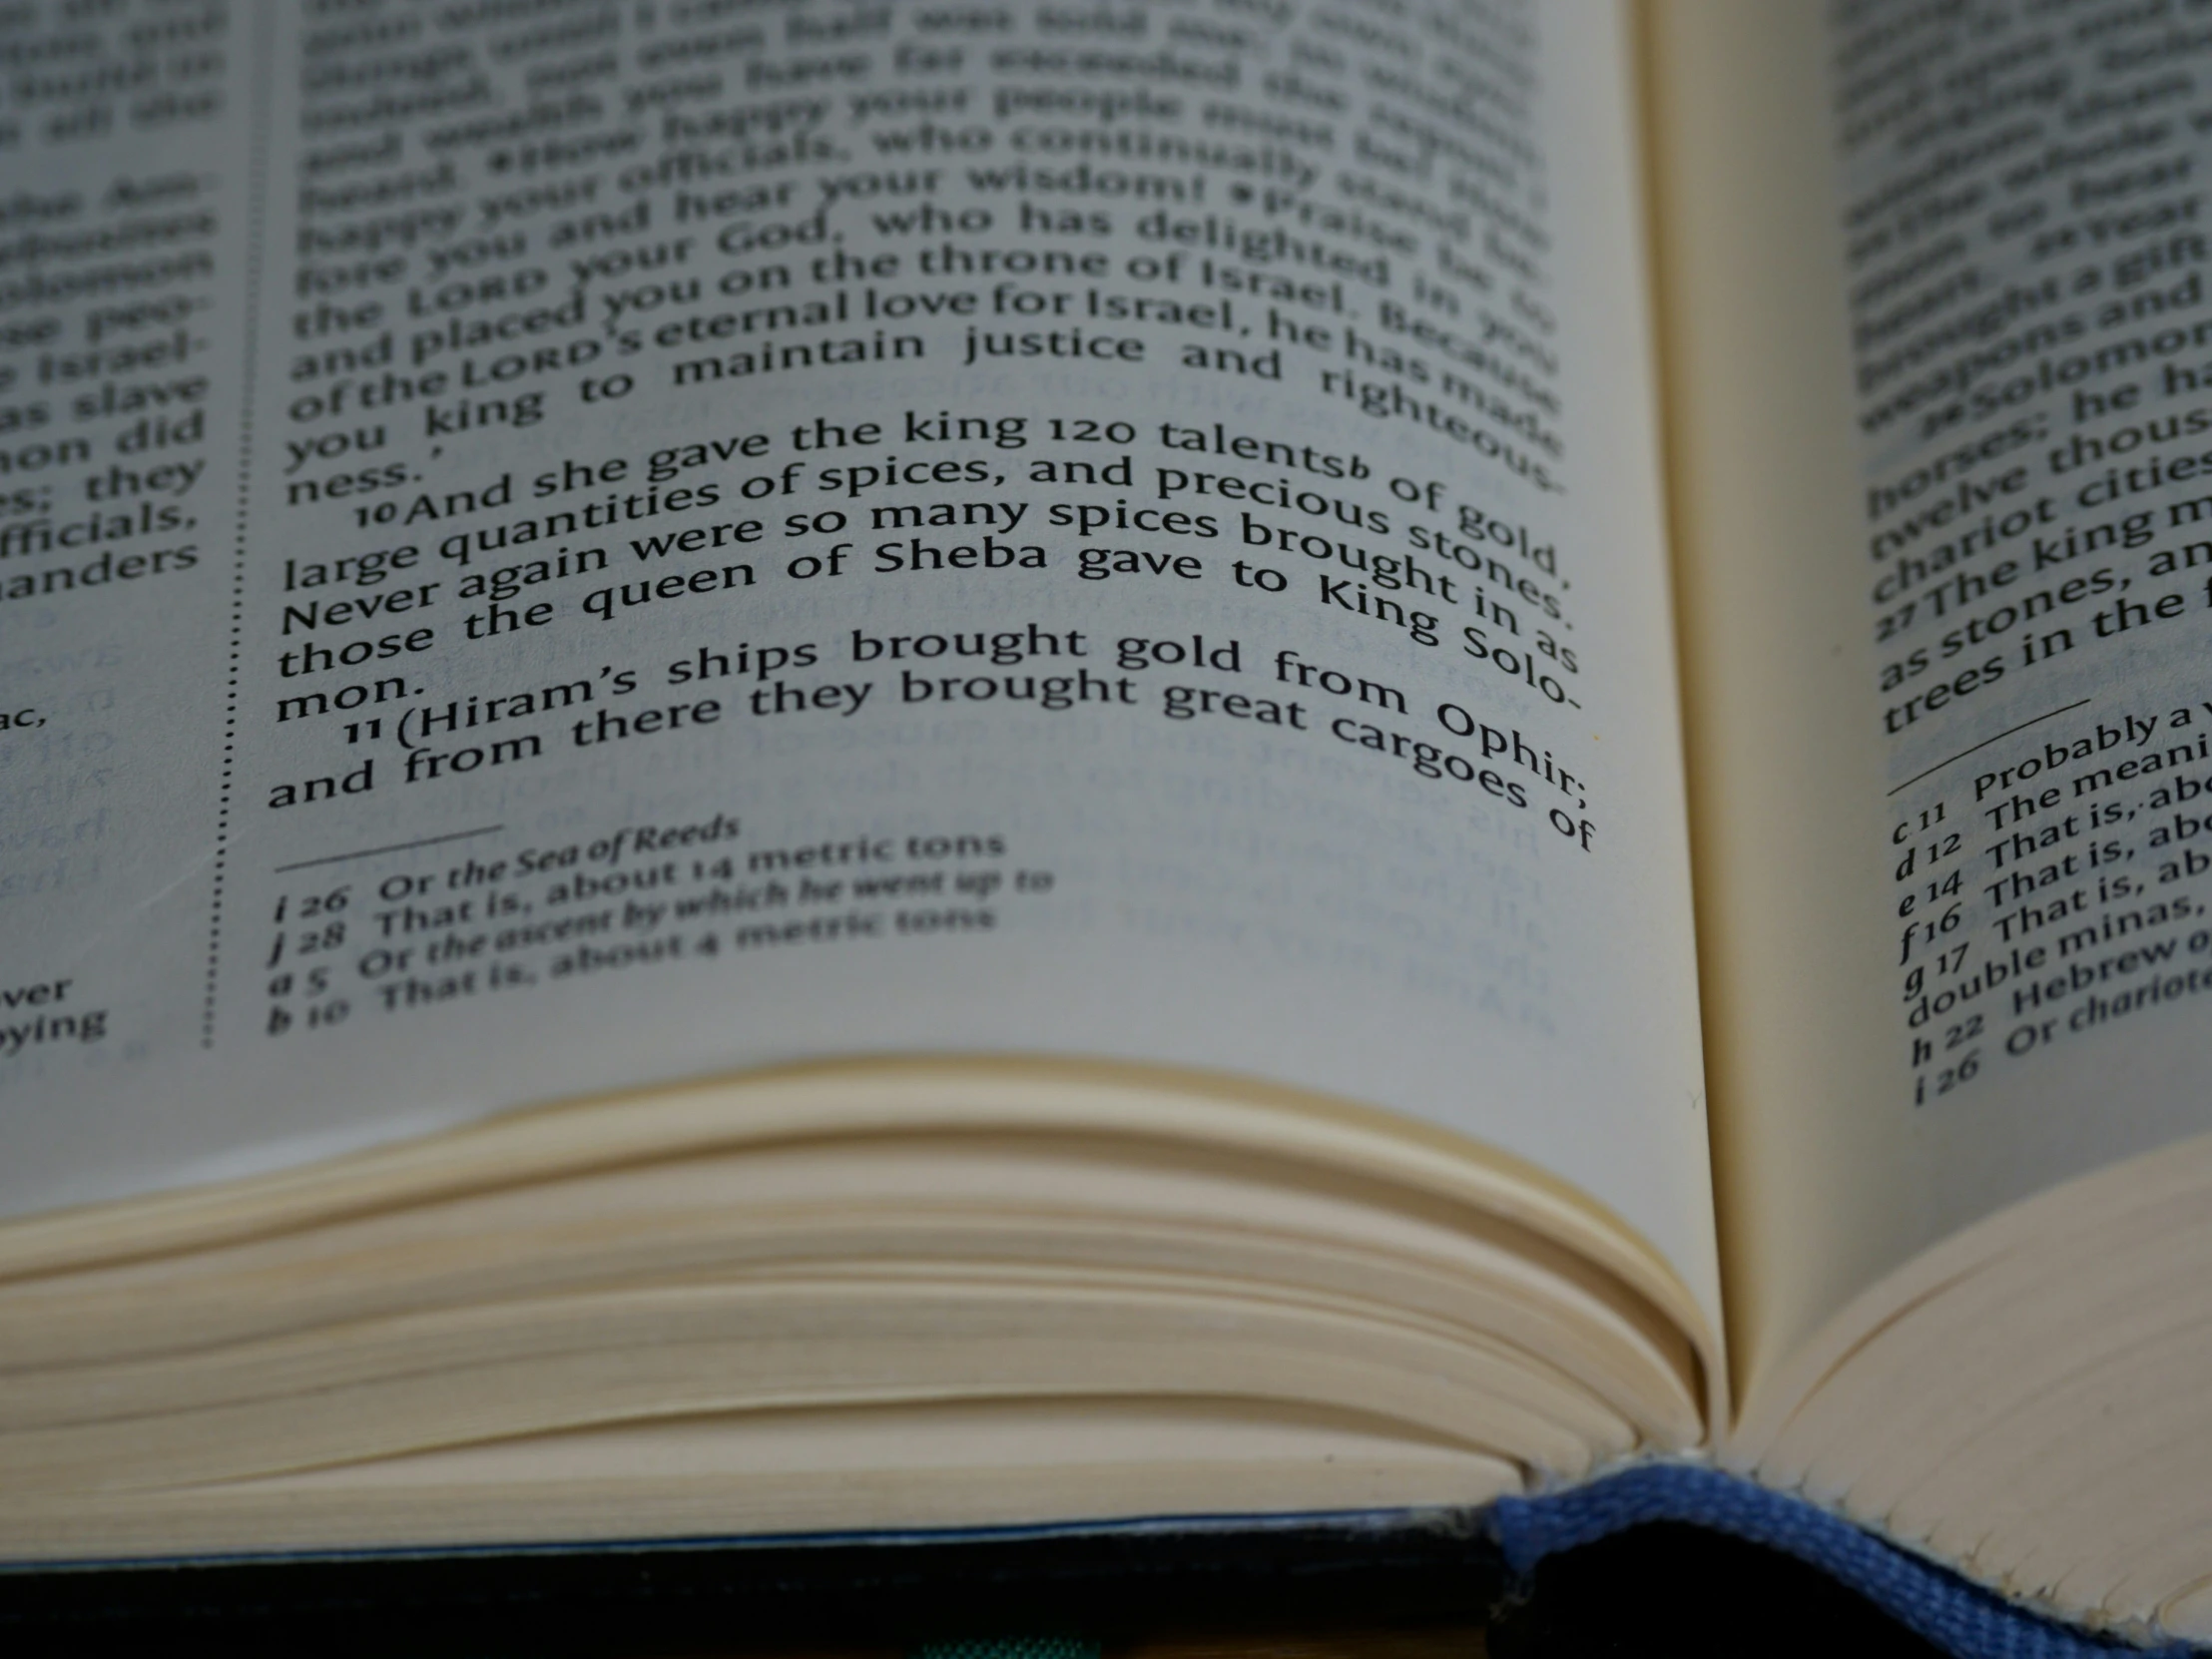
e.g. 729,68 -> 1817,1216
0,1522 -> 1949,1658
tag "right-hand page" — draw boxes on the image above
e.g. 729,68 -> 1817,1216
1652,0 -> 2212,1400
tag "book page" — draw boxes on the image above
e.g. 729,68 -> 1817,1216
1653,0 -> 2212,1394
0,1 -> 1715,1321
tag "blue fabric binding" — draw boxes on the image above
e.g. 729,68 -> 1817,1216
1491,1464 -> 2198,1659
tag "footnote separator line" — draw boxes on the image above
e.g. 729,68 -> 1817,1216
275,827 -> 507,874
1886,699 -> 2092,797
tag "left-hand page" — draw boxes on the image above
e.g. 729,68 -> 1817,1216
0,0 -> 1716,1321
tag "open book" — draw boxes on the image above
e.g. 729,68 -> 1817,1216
4,0 -> 2210,1645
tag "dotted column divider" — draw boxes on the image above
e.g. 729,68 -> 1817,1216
202,3 -> 275,1048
